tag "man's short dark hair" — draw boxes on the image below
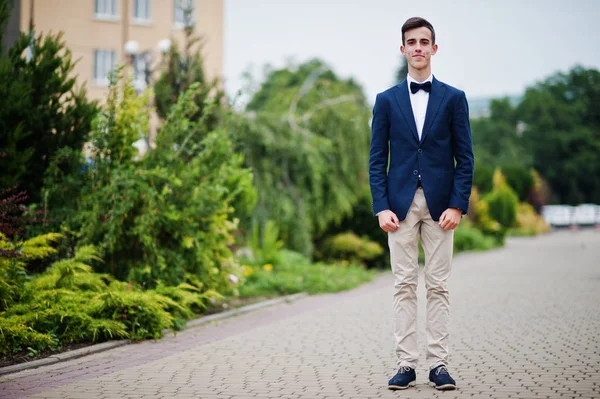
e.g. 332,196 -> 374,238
401,17 -> 435,45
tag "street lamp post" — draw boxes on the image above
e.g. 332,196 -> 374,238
123,39 -> 171,154
124,39 -> 171,94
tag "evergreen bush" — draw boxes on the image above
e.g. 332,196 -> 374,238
318,232 -> 384,266
0,17 -> 98,205
484,169 -> 519,230
0,242 -> 221,355
61,72 -> 255,290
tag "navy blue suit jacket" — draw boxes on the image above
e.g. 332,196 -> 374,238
369,77 -> 474,221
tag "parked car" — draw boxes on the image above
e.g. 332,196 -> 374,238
572,204 -> 598,227
542,205 -> 574,228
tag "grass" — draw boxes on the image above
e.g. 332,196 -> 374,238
238,250 -> 376,297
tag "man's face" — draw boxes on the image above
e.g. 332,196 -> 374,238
400,27 -> 438,71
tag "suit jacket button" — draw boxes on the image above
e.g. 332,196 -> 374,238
418,148 -> 423,154
413,170 -> 418,175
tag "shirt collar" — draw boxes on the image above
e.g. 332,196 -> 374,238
406,73 -> 433,86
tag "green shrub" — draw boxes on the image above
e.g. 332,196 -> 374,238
314,186 -> 389,268
470,188 -> 501,236
0,242 -> 223,355
484,170 -> 519,229
473,161 -> 494,194
0,232 -> 61,311
0,317 -> 57,355
502,164 -> 534,202
27,245 -> 106,292
154,283 -> 220,317
509,202 -> 550,236
485,190 -> 517,229
90,291 -> 179,340
61,73 -> 256,291
1,286 -> 130,354
250,220 -> 284,265
238,249 -> 375,297
453,221 -> 499,253
318,232 -> 384,266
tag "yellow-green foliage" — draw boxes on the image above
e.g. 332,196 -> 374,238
90,290 -> 178,340
320,232 -> 384,265
18,233 -> 63,260
91,67 -> 151,165
0,317 -> 56,355
0,239 -> 223,355
154,284 -> 221,317
28,245 -> 106,292
471,169 -> 519,245
484,169 -> 519,229
0,232 -> 62,311
469,187 -> 502,238
512,202 -> 551,236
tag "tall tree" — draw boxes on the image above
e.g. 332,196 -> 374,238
0,0 -> 11,53
231,59 -> 372,256
517,66 -> 600,204
0,6 -> 98,204
153,4 -> 222,128
471,98 -> 530,167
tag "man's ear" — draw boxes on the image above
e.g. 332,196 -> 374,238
431,43 -> 438,55
400,45 -> 405,55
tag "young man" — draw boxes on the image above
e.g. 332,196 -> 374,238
369,17 -> 474,391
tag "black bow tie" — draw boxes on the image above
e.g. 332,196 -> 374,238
410,81 -> 432,94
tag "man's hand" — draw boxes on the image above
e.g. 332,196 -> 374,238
439,208 -> 462,231
378,210 -> 400,232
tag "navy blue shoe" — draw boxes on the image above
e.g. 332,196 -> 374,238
429,365 -> 457,390
388,366 -> 416,390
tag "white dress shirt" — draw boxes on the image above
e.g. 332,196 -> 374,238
406,73 -> 433,141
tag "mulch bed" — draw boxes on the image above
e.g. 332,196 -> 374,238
0,342 -> 90,368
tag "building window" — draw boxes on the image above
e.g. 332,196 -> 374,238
95,0 -> 119,20
174,0 -> 195,28
94,50 -> 116,86
133,0 -> 151,21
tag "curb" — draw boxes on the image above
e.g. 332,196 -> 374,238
0,340 -> 131,377
0,292 -> 308,377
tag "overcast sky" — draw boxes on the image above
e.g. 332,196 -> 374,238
223,0 -> 600,104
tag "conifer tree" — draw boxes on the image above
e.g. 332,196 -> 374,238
0,1 -> 98,204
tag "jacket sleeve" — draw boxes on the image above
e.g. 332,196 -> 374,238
369,93 -> 391,215
448,91 -> 474,214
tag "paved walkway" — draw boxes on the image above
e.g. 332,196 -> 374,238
1,229 -> 599,399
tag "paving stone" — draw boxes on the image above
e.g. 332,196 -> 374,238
1,230 -> 599,399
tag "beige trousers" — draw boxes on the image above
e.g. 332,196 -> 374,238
388,187 -> 454,370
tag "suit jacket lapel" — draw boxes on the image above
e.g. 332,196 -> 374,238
421,77 -> 447,144
392,81 -> 419,143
